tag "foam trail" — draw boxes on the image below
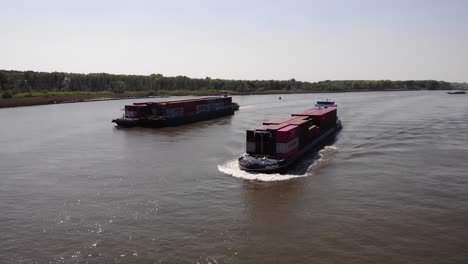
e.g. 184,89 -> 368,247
218,160 -> 308,181
303,145 -> 340,174
239,105 -> 256,109
323,145 -> 338,151
218,145 -> 340,182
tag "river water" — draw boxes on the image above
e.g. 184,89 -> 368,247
1,91 -> 467,263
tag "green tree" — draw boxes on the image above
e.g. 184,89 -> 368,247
2,90 -> 13,98
112,81 -> 127,93
351,81 -> 360,90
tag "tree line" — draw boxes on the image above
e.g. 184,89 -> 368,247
0,70 -> 454,98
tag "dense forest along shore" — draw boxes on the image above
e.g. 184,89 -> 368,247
0,69 -> 461,108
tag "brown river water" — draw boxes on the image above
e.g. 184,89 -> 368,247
0,91 -> 467,263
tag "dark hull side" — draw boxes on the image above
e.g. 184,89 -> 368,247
112,108 -> 235,128
238,122 -> 342,173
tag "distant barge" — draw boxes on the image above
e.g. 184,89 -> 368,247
238,100 -> 342,173
447,91 -> 466,94
112,96 -> 239,127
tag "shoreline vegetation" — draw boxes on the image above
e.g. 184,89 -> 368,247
0,69 -> 460,108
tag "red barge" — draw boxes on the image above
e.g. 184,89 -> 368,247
112,96 -> 239,127
238,100 -> 342,173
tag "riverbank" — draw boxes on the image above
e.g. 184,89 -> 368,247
0,88 -> 452,108
1,70 -> 457,108
0,90 -> 315,108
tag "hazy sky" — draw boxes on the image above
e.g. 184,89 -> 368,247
1,0 -> 467,82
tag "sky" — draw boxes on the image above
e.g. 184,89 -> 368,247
1,0 -> 467,82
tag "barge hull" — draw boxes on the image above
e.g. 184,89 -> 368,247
112,107 -> 235,127
238,122 -> 341,173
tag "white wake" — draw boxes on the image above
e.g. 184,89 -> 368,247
218,145 -> 339,182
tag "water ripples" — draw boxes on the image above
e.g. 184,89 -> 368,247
2,92 -> 468,263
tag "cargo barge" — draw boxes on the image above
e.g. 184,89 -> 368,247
112,96 -> 239,127
238,100 -> 342,173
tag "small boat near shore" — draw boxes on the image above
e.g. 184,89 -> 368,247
238,100 -> 342,173
447,91 -> 466,94
112,96 -> 239,127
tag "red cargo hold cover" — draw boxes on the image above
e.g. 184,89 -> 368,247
255,123 -> 289,131
263,117 -> 299,125
286,117 -> 311,126
132,96 -> 231,107
291,108 -> 336,117
276,125 -> 299,143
